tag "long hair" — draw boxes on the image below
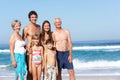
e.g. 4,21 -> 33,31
40,20 -> 52,42
30,34 -> 42,47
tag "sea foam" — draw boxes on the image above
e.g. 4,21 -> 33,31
73,59 -> 120,69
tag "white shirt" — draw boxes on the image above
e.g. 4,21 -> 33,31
14,40 -> 26,54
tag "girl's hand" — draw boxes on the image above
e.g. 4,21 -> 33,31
12,60 -> 17,67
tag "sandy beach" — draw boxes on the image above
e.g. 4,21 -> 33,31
0,74 -> 120,80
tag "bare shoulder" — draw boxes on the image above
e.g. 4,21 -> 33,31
9,33 -> 15,42
51,31 -> 55,36
63,29 -> 70,34
53,30 -> 57,33
10,33 -> 14,40
23,25 -> 29,32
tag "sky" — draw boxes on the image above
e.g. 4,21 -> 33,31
0,0 -> 120,44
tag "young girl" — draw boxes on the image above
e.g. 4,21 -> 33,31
29,34 -> 43,80
9,20 -> 26,80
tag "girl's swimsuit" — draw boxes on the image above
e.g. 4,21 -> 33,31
32,49 -> 42,66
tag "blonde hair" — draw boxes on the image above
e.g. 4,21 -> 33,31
30,34 -> 41,47
11,20 -> 21,30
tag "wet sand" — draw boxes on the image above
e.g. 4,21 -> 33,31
0,74 -> 120,80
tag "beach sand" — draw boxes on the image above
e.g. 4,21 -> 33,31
0,74 -> 120,80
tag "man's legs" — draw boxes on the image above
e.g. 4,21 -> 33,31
26,55 -> 33,80
57,70 -> 62,80
68,69 -> 75,80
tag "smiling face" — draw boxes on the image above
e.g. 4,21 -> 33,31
11,20 -> 21,33
44,22 -> 50,32
29,14 -> 37,24
14,22 -> 21,33
33,38 -> 39,46
46,43 -> 53,50
54,18 -> 62,28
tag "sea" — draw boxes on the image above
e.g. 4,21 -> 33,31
1,40 -> 120,77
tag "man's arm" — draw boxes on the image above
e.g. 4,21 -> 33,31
67,30 -> 73,63
22,27 -> 27,40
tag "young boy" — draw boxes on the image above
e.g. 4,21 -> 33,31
44,39 -> 58,80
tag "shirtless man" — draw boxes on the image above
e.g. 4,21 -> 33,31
22,11 -> 40,80
52,18 -> 75,80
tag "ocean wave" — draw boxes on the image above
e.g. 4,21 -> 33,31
0,65 -> 10,70
73,59 -> 120,70
1,45 -> 120,53
0,49 -> 10,53
73,45 -> 120,51
1,59 -> 120,73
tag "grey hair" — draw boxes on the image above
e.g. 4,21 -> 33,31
11,20 -> 21,30
54,18 -> 61,23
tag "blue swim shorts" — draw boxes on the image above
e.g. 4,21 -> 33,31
57,51 -> 73,70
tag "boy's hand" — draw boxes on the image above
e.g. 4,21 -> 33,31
45,70 -> 49,77
56,69 -> 58,76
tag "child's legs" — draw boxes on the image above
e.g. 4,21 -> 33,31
47,67 -> 52,80
32,63 -> 37,80
37,65 -> 42,80
52,68 -> 56,80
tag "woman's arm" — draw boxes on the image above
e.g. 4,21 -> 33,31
9,35 -> 16,67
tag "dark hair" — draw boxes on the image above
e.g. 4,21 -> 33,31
41,20 -> 52,42
46,39 -> 54,45
28,11 -> 38,18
